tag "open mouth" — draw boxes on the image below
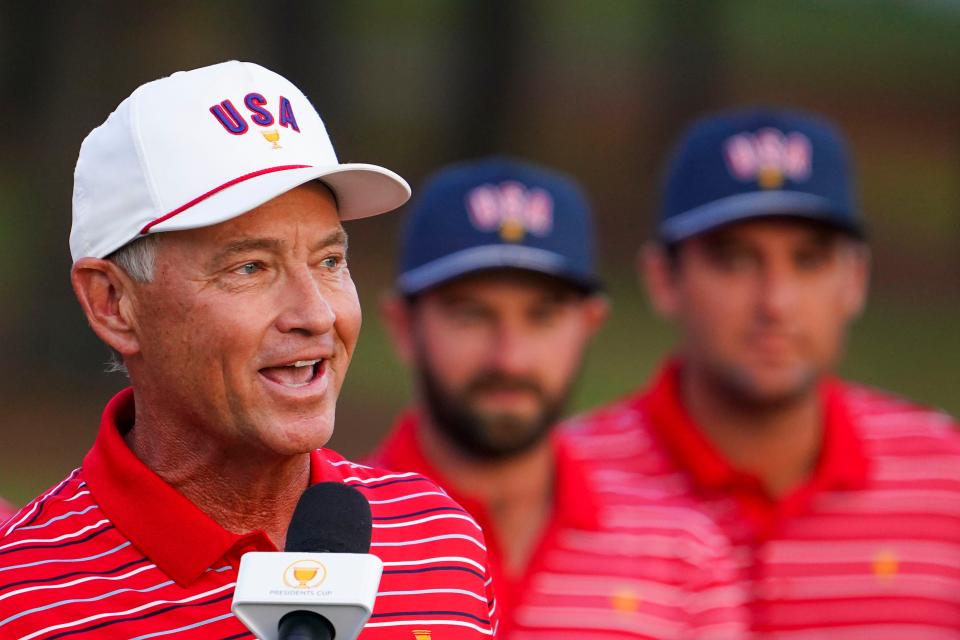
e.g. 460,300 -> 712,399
259,359 -> 325,388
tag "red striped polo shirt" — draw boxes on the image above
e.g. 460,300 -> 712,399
0,388 -> 498,639
369,412 -> 747,639
592,360 -> 960,637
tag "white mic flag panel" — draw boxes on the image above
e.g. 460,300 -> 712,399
232,551 -> 383,640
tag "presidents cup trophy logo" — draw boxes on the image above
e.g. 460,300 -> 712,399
261,128 -> 282,149
283,559 -> 328,589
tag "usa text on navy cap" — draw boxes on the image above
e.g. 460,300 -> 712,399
397,157 -> 600,295
659,108 -> 864,244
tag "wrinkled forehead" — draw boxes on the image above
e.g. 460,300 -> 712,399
154,182 -> 346,262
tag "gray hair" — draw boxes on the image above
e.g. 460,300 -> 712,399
103,233 -> 161,374
108,233 -> 161,283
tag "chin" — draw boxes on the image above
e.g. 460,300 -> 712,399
730,366 -> 819,407
257,414 -> 336,455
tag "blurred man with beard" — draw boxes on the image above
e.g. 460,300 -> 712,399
570,108 -> 960,636
369,157 -> 747,638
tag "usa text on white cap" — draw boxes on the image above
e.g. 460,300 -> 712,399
71,60 -> 411,261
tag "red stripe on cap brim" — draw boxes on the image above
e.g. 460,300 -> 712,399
139,164 -> 312,234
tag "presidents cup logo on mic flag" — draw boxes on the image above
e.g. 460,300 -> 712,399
283,559 -> 327,589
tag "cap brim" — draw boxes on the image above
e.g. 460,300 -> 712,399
317,163 -> 412,221
147,162 -> 411,235
397,244 -> 601,296
659,190 -> 862,244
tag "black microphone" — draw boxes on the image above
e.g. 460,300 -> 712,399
232,482 -> 382,640
279,483 -> 373,640
285,482 -> 373,554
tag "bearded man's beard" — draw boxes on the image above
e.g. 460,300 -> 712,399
417,363 -> 576,461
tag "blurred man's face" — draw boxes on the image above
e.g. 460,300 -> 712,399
393,271 -> 606,459
129,182 -> 361,455
645,218 -> 868,406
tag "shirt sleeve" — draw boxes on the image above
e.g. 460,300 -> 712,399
483,556 -> 500,637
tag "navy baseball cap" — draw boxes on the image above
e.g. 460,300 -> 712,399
397,157 -> 600,295
659,108 -> 864,244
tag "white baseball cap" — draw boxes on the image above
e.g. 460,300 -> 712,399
70,60 -> 411,261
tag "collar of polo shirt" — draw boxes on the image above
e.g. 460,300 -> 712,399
640,358 -> 870,535
82,388 -> 345,586
373,411 -> 603,533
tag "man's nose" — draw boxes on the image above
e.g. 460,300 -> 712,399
757,260 -> 800,320
274,268 -> 337,335
488,322 -> 535,375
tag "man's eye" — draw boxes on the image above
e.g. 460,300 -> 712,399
236,262 -> 261,275
450,306 -> 489,323
711,248 -> 754,270
529,306 -> 562,325
321,256 -> 342,269
795,249 -> 829,270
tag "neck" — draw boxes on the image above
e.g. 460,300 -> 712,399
681,365 -> 824,498
418,413 -> 555,577
125,402 -> 310,549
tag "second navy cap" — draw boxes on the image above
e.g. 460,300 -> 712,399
397,157 -> 600,295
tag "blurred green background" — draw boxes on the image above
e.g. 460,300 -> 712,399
1,1 -> 958,505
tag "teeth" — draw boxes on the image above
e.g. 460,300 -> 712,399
292,359 -> 320,368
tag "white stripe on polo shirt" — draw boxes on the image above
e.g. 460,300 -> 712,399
366,490 -> 449,504
16,504 -> 101,531
515,606 -> 686,636
127,613 -> 235,640
372,513 -> 482,529
1,469 -> 81,537
17,582 -> 237,640
371,532 -> 487,550
0,562 -> 158,603
0,518 -> 111,551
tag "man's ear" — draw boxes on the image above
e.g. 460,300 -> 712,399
639,241 -> 681,319
842,242 -> 871,320
71,258 -> 142,358
581,293 -> 610,339
379,291 -> 417,365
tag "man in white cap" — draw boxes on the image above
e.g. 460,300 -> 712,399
0,61 -> 497,639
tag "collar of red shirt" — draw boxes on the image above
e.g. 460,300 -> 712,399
372,411 -> 602,532
82,387 -> 342,587
640,359 -> 870,535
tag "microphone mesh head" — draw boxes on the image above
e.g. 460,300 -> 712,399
285,482 -> 373,553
